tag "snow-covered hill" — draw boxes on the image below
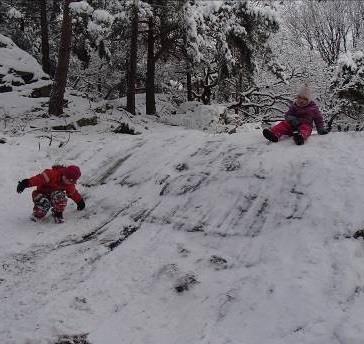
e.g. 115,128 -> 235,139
1,113 -> 364,344
1,32 -> 364,344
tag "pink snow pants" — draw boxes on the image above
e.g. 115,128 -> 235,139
271,121 -> 313,140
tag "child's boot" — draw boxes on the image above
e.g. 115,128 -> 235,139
52,209 -> 64,224
32,196 -> 50,222
263,128 -> 278,142
293,132 -> 304,145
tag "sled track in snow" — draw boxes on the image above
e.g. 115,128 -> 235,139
56,196 -> 162,250
83,154 -> 132,187
82,140 -> 146,187
0,197 -> 164,344
54,334 -> 90,344
153,141 -> 274,238
56,199 -> 140,248
0,196 -> 161,296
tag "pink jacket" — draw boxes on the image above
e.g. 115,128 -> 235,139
285,101 -> 324,130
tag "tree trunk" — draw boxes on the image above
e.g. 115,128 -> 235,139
126,1 -> 139,115
40,0 -> 50,75
146,14 -> 156,116
186,66 -> 193,101
235,72 -> 243,115
118,76 -> 126,98
20,18 -> 25,32
49,0 -> 74,116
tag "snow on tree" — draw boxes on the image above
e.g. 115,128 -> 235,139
329,50 -> 364,127
183,0 -> 210,64
70,0 -> 114,65
206,1 -> 279,70
69,0 -> 94,15
7,7 -> 23,19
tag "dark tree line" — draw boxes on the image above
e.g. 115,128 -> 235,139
0,0 -> 322,120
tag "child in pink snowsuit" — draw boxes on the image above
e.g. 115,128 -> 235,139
263,85 -> 328,145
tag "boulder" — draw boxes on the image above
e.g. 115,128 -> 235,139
0,85 -> 12,93
30,84 -> 52,98
52,123 -> 77,131
9,68 -> 34,83
76,116 -> 98,127
0,34 -> 50,94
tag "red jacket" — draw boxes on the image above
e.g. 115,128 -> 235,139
28,166 -> 82,203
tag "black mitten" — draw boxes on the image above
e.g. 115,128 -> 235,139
17,179 -> 29,193
285,115 -> 301,129
77,199 -> 85,210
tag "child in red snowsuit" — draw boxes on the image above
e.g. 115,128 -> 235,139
17,165 -> 85,223
263,85 -> 328,145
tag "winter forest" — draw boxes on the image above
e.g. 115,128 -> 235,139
1,1 -> 364,344
1,0 -> 364,124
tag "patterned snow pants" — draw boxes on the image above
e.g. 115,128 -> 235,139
32,190 -> 68,219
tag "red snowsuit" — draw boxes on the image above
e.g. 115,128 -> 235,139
29,166 -> 83,204
27,166 -> 83,219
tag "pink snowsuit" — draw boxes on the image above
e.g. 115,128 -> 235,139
271,101 -> 325,140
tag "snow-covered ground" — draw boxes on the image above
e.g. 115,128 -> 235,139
1,32 -> 364,344
1,90 -> 364,344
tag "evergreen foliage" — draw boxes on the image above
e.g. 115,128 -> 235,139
329,51 -> 364,124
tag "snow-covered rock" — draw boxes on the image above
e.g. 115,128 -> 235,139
0,34 -> 50,94
160,101 -> 228,132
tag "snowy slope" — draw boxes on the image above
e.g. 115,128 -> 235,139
1,30 -> 363,344
1,120 -> 364,344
